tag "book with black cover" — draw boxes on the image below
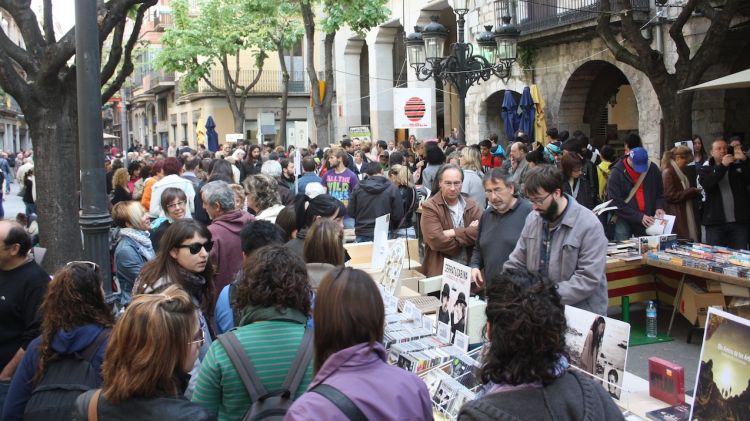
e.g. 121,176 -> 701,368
645,403 -> 690,421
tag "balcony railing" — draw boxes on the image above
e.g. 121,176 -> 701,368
518,0 -> 650,35
177,69 -> 310,97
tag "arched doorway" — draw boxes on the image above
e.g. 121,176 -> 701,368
558,60 -> 638,149
482,89 -> 521,144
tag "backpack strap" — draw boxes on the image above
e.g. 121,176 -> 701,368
217,331 -> 267,402
311,383 -> 368,421
87,389 -> 101,421
80,328 -> 111,362
280,328 -> 313,397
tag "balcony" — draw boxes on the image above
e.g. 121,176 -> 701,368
153,13 -> 173,32
176,69 -> 310,99
143,70 -> 176,94
518,0 -> 650,37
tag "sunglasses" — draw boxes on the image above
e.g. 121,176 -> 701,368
176,241 -> 214,255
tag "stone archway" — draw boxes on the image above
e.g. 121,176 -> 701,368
476,89 -> 522,144
557,60 -> 638,148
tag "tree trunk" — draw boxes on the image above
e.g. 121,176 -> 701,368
652,81 -> 694,153
26,86 -> 84,272
277,47 -> 289,147
314,108 -> 329,148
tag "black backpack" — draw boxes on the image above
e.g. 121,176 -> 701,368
217,327 -> 313,421
23,329 -> 110,421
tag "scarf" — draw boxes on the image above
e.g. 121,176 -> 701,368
150,216 -> 172,230
483,355 -> 569,396
623,159 -> 646,213
177,267 -> 208,305
670,160 -> 698,241
119,228 -> 155,260
238,304 -> 308,327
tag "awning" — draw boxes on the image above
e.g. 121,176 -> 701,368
680,68 -> 750,92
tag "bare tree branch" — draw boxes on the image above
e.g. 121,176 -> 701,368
0,25 -> 37,74
42,0 -> 55,44
0,53 -> 30,106
596,0 -> 643,71
0,0 -> 45,53
668,0 -> 698,70
100,19 -> 127,86
685,0 -> 740,86
101,2 -> 151,101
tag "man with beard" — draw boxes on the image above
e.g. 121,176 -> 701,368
504,165 -> 609,315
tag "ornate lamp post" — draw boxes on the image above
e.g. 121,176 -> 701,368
406,0 -> 520,144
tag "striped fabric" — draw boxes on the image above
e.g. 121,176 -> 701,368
191,321 -> 313,421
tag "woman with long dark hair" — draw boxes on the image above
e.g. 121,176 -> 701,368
3,262 -> 114,420
580,316 -> 606,376
458,270 -> 621,420
285,268 -> 432,420
286,193 -> 345,259
303,219 -> 345,290
133,219 -> 215,397
72,287 -> 213,420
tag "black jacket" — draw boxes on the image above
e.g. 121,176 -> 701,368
73,389 -> 214,421
347,176 -> 404,237
606,158 -> 664,228
698,157 -> 750,225
458,371 -> 624,421
563,177 -> 595,210
397,185 -> 417,229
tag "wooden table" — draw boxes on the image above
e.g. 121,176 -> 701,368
645,257 -> 750,336
618,371 -> 693,419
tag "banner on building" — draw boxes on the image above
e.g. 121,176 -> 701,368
393,88 -> 432,129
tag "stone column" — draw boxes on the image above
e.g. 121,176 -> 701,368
368,28 -> 398,142
14,122 -> 20,152
338,40 -> 365,135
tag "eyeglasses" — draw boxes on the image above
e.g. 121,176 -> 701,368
166,200 -> 187,210
176,241 -> 214,255
441,181 -> 462,188
66,260 -> 100,271
527,192 -> 553,206
188,328 -> 204,347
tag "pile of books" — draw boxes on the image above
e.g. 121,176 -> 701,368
648,242 -> 750,279
421,348 -> 484,420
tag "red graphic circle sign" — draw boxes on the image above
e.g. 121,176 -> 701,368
404,97 -> 426,122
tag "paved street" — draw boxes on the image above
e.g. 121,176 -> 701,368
2,179 -> 25,219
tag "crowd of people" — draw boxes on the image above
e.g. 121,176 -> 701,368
1,128 -> 748,420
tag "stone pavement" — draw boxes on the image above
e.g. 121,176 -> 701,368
2,179 -> 26,219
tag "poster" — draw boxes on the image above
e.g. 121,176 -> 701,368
565,305 -> 631,400
690,308 -> 750,420
371,214 -> 391,270
377,237 -> 405,295
393,88 -> 432,129
348,125 -> 371,142
440,259 -> 472,344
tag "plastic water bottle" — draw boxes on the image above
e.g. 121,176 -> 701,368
646,300 -> 658,338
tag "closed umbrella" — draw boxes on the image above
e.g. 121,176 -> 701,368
501,90 -> 519,142
518,86 -> 535,140
205,116 -> 219,152
531,85 -> 548,145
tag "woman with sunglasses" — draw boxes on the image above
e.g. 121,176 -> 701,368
134,219 -> 215,397
72,286 -> 214,420
285,268 -> 432,420
112,201 -> 155,307
192,245 -> 314,420
150,187 -> 189,252
3,262 -> 114,421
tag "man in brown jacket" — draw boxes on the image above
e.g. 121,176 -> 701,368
420,164 -> 481,277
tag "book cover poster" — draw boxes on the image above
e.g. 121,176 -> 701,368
690,307 -> 750,420
378,238 -> 405,295
440,259 -> 471,344
565,305 -> 631,400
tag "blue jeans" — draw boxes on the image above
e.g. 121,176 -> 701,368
0,379 -> 10,416
706,223 -> 749,250
343,217 -> 355,230
391,226 -> 416,239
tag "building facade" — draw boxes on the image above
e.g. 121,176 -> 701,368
0,9 -> 31,153
333,0 -> 750,155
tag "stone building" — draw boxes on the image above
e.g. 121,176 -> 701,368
0,9 -> 31,153
333,0 -> 750,155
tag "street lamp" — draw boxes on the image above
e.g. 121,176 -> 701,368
406,0 -> 520,144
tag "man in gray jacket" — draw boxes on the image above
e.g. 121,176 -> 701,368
504,165 -> 609,315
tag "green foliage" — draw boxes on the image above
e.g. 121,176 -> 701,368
320,0 -> 390,36
517,46 -> 536,70
156,0 -> 277,89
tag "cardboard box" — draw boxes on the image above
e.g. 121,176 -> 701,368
720,282 -> 750,298
706,280 -> 723,293
400,269 -> 426,293
679,282 -> 725,327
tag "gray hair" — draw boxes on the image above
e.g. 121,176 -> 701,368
201,180 -> 236,212
261,160 -> 282,178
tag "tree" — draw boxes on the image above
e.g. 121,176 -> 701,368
254,2 -> 304,146
0,0 -> 157,270
299,0 -> 389,146
157,0 -> 271,134
597,0 -> 742,149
